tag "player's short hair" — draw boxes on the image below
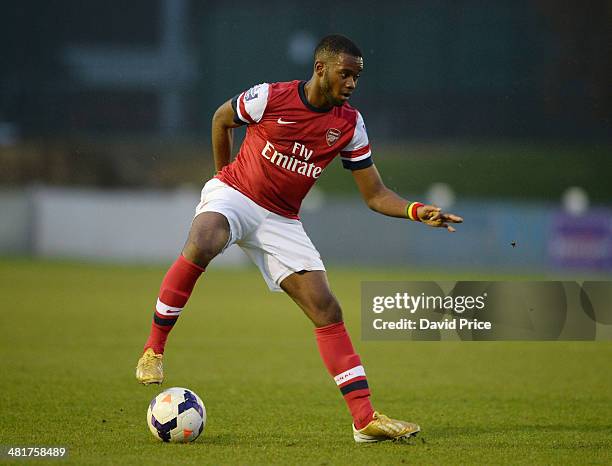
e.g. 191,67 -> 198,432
314,34 -> 362,62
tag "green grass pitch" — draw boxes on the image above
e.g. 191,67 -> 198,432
1,259 -> 611,465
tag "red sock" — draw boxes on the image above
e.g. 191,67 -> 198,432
315,322 -> 375,430
144,255 -> 204,354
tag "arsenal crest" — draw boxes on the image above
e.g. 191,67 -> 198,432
326,128 -> 341,146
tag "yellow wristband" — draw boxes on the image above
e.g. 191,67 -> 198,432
406,202 -> 424,221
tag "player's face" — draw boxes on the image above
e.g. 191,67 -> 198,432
321,53 -> 363,107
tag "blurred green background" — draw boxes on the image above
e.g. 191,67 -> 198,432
1,0 -> 610,200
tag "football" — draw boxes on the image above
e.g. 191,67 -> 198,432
147,387 -> 206,443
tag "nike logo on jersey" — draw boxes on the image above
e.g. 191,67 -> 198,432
277,118 -> 297,125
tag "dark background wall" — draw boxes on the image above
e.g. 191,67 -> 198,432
1,0 -> 610,140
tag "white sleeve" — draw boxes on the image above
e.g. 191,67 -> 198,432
231,83 -> 270,124
340,112 -> 373,170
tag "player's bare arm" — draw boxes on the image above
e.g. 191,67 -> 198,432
211,99 -> 242,172
352,164 -> 463,232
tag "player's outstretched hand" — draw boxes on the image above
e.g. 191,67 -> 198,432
417,205 -> 463,232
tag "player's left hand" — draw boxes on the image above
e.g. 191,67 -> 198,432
417,205 -> 463,232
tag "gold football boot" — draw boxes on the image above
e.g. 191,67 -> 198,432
135,348 -> 164,385
353,411 -> 420,443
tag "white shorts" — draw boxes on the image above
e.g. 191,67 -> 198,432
194,178 -> 325,291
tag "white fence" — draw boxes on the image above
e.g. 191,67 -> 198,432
1,187 -> 246,265
1,187 -> 611,273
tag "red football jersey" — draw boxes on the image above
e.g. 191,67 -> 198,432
216,80 -> 372,219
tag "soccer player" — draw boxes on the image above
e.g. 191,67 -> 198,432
136,34 -> 462,442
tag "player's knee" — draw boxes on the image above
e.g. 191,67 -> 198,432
182,240 -> 220,268
182,214 -> 230,267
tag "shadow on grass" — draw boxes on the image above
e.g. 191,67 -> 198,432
193,432 -> 427,448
